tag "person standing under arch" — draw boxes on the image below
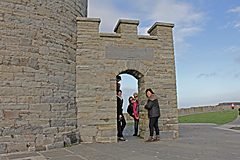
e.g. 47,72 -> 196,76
133,93 -> 139,136
127,96 -> 134,118
117,90 -> 126,141
144,89 -> 161,142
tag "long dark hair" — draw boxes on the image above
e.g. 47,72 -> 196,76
145,88 -> 154,97
128,96 -> 134,103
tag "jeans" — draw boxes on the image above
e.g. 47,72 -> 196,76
149,117 -> 159,136
134,118 -> 139,135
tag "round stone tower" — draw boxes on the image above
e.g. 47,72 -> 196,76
0,0 -> 87,153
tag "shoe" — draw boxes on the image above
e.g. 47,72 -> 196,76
145,136 -> 154,143
154,135 -> 160,141
133,134 -> 137,136
119,137 -> 126,141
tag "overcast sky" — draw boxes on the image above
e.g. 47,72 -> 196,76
88,0 -> 240,110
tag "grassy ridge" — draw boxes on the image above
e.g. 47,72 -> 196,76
178,110 -> 239,125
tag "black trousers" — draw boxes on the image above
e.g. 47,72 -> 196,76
134,118 -> 139,135
149,117 -> 159,136
117,115 -> 126,137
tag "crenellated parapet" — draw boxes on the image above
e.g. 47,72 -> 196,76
77,17 -> 174,40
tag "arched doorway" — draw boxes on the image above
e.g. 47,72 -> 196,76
117,73 -> 138,138
119,70 -> 144,115
117,70 -> 147,140
118,74 -> 137,113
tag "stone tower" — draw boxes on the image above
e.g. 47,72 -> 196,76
0,0 -> 87,153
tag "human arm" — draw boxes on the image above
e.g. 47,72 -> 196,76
144,100 -> 154,110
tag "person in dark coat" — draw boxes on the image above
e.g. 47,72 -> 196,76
144,88 -> 161,142
117,90 -> 126,141
127,96 -> 134,118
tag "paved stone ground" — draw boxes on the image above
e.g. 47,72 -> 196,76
1,117 -> 240,160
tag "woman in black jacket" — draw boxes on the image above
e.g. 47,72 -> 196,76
144,88 -> 161,142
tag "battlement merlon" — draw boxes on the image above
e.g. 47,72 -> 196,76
148,22 -> 174,37
76,17 -> 101,34
114,19 -> 139,36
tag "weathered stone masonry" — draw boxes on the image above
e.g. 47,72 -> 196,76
76,18 -> 179,143
0,0 -> 87,153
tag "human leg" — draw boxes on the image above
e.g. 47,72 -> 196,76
145,118 -> 154,142
153,117 -> 160,141
117,116 -> 126,141
117,119 -> 122,137
149,118 -> 154,136
153,117 -> 159,135
121,115 -> 126,133
133,118 -> 139,136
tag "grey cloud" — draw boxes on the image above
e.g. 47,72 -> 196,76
234,72 -> 240,78
197,72 -> 216,78
234,56 -> 240,62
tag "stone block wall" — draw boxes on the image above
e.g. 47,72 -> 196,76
0,0 -> 87,153
76,18 -> 178,143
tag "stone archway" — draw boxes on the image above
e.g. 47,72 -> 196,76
118,69 -> 146,138
119,69 -> 144,106
76,18 -> 179,143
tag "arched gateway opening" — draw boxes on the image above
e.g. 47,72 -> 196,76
119,72 -> 139,114
119,70 -> 143,110
76,18 -> 178,143
118,70 -> 142,138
